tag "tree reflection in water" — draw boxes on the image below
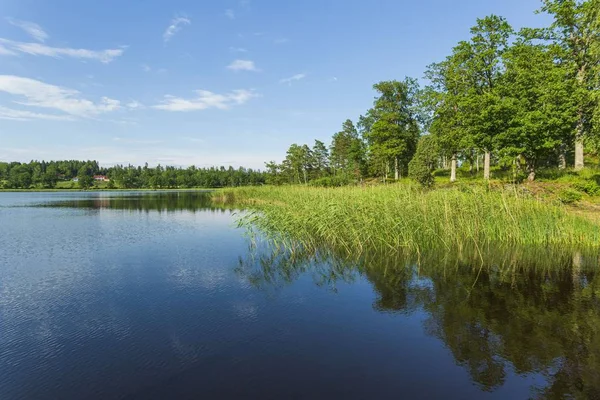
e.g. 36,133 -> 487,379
237,242 -> 600,398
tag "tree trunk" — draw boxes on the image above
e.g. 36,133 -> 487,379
574,65 -> 586,171
394,157 -> 399,180
558,146 -> 567,170
476,153 -> 480,173
526,159 -> 535,182
483,151 -> 491,180
574,126 -> 584,171
468,150 -> 474,174
450,153 -> 457,183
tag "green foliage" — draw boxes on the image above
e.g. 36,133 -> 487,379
409,135 -> 438,187
361,78 -> 422,179
215,185 -> 600,253
408,158 -> 433,187
330,119 -> 367,180
309,176 -> 350,187
0,160 -> 266,189
558,188 -> 583,204
573,180 -> 600,196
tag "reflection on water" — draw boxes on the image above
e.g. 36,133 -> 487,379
34,190 -> 222,212
0,191 -> 599,399
237,243 -> 600,398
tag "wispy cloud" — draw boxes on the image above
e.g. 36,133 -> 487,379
113,137 -> 162,145
229,47 -> 248,53
0,106 -> 74,121
274,38 -> 289,44
163,17 -> 191,43
0,43 -> 16,55
153,89 -> 258,112
181,136 -> 205,143
141,64 -> 151,72
225,9 -> 235,20
226,59 -> 259,72
6,18 -> 48,42
126,100 -> 143,109
279,73 -> 306,85
0,38 -> 125,63
0,75 -> 121,118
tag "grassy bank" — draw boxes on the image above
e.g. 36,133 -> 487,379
213,184 -> 600,255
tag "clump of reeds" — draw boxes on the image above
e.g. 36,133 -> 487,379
214,184 -> 600,256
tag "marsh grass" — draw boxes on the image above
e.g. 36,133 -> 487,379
214,184 -> 600,256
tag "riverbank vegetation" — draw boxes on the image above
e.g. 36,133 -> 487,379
265,0 -> 600,187
213,185 -> 600,254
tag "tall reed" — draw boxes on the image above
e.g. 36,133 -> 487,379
214,185 -> 600,256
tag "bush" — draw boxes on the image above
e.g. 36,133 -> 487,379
558,188 -> 583,204
573,180 -> 600,196
408,158 -> 434,187
309,176 -> 350,187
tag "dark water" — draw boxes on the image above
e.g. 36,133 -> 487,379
0,191 -> 599,399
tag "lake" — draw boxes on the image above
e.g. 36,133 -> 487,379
0,191 -> 598,399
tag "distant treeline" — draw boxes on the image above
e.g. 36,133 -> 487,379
266,1 -> 600,187
0,160 -> 266,189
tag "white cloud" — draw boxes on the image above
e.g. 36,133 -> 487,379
126,100 -> 143,109
6,18 -> 48,42
113,137 -> 162,145
274,38 -> 289,44
229,47 -> 248,53
279,73 -> 306,85
153,89 -> 258,112
226,59 -> 259,72
225,9 -> 235,19
0,106 -> 74,121
163,17 -> 191,43
141,64 -> 151,72
0,38 -> 125,63
0,43 -> 16,55
0,75 -> 121,118
182,136 -> 205,143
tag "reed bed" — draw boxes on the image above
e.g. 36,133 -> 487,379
213,185 -> 600,256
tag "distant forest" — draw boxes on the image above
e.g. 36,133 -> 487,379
0,160 -> 266,189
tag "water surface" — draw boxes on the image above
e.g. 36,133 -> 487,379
0,191 -> 598,399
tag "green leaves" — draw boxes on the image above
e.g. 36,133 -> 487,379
362,78 -> 422,179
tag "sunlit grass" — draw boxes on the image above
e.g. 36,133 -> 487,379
213,184 -> 600,256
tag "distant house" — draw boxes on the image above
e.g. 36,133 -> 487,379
93,175 -> 110,182
72,177 -> 79,182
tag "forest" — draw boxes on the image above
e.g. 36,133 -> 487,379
0,160 -> 266,189
266,0 -> 600,187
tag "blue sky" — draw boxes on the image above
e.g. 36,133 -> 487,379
0,0 -> 551,169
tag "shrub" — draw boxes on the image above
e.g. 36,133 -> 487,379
309,176 -> 350,187
408,158 -> 434,187
558,188 -> 583,204
573,180 -> 600,196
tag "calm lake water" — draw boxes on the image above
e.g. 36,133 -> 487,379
1,191 -> 599,399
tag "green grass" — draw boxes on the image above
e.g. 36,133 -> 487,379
213,184 -> 600,256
